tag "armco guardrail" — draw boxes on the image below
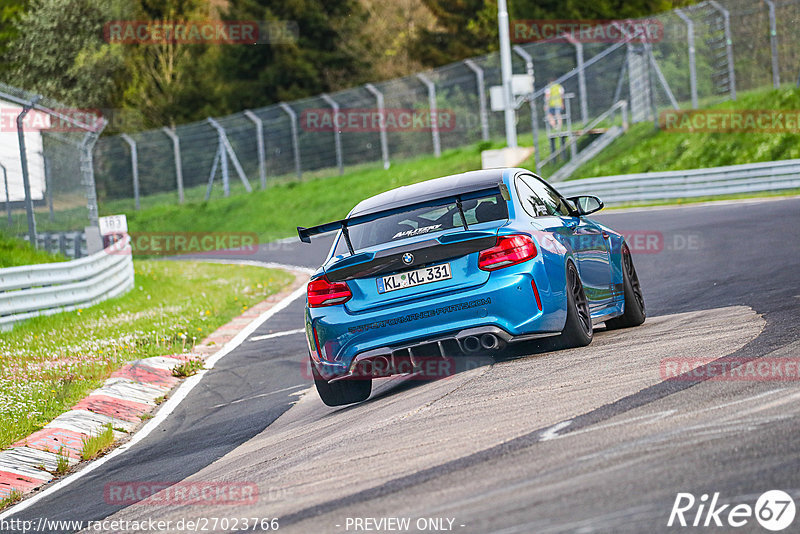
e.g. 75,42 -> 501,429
0,236 -> 134,330
556,159 -> 800,204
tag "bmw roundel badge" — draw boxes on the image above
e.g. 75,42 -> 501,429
402,253 -> 414,265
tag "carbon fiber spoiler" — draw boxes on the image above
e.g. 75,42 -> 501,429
297,183 -> 509,255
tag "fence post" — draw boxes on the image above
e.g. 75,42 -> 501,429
416,74 -> 441,157
243,110 -> 267,188
565,36 -> 589,124
17,96 -> 39,245
708,0 -> 737,101
321,94 -> 344,175
463,59 -> 490,142
512,46 -> 540,173
207,117 -> 252,196
764,0 -> 780,88
120,134 -> 140,210
675,8 -> 699,109
162,127 -> 185,203
364,83 -> 390,169
1,163 -> 10,226
81,120 -> 105,227
279,103 -> 302,180
42,153 -> 54,222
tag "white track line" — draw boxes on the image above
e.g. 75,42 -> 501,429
1,272 -> 308,520
250,328 -> 306,342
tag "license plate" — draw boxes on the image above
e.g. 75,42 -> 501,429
377,263 -> 452,294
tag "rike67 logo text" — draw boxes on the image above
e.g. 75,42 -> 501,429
668,491 -> 796,531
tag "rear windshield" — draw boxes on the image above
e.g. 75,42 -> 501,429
334,192 -> 508,255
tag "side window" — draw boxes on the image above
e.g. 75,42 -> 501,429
515,178 -> 550,218
516,175 -> 572,217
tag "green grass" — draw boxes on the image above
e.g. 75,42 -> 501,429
0,488 -> 22,510
0,260 -> 292,449
171,358 -> 204,378
0,231 -> 66,268
80,423 -> 114,461
564,86 -> 800,180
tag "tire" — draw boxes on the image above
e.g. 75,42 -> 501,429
554,261 -> 593,349
310,356 -> 372,406
605,244 -> 646,329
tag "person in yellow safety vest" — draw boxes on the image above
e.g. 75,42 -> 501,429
544,78 -> 565,129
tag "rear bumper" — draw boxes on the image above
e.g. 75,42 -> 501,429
307,263 -> 567,378
328,325 -> 558,382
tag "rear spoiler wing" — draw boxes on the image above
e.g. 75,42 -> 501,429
297,183 -> 510,255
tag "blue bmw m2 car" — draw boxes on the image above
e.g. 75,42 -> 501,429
298,168 -> 645,406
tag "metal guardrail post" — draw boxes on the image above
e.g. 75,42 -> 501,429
162,127 -> 185,203
120,134 -> 140,210
279,103 -> 302,180
320,94 -> 344,175
675,8 -> 699,109
463,60 -> 490,142
243,110 -> 268,189
708,0 -> 737,101
364,83 -> 390,170
416,74 -> 441,158
1,163 -> 10,226
16,96 -> 40,246
512,46 -> 541,174
764,0 -> 780,88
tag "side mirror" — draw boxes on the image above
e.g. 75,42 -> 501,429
567,195 -> 604,216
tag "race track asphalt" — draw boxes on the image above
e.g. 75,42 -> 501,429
6,197 -> 799,533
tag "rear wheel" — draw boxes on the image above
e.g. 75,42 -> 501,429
554,262 -> 593,349
605,244 -> 646,329
310,356 -> 372,406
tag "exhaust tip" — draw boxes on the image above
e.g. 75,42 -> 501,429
461,336 -> 481,353
480,333 -> 506,351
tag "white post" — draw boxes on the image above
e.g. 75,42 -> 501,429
416,74 -> 441,157
497,0 -> 518,148
365,83 -> 390,169
463,59 -> 490,142
320,94 -> 344,175
279,103 -> 302,179
120,134 -> 140,210
675,9 -> 699,109
243,111 -> 267,189
162,127 -> 185,203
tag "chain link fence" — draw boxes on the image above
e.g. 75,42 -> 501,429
0,82 -> 105,256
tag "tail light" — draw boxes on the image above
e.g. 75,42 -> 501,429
307,276 -> 352,307
479,234 -> 537,271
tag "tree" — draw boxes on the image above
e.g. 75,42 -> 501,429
5,0 -> 125,108
212,0 -> 372,112
412,0 -> 700,68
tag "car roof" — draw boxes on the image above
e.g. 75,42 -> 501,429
349,169 -> 511,217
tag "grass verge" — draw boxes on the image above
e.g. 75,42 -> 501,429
81,424 -> 115,461
0,488 -> 22,510
0,260 -> 292,449
0,231 -> 66,268
563,86 -> 800,180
